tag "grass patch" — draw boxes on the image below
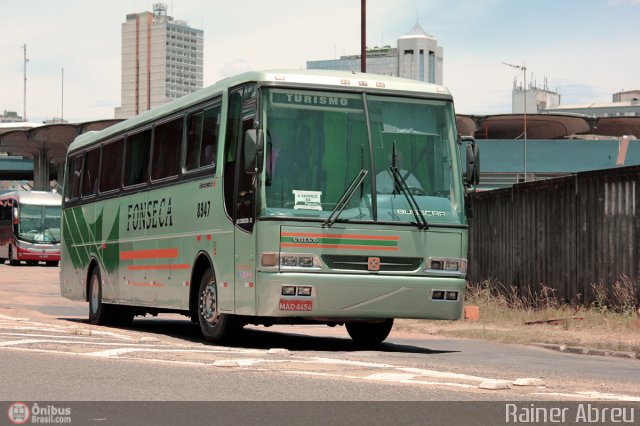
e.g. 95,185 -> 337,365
395,278 -> 640,356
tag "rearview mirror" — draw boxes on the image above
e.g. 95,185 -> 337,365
244,129 -> 264,175
459,135 -> 480,190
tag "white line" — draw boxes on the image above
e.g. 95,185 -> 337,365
86,348 -> 143,357
0,332 -> 106,340
532,391 -> 640,402
398,366 -> 488,382
306,357 -> 492,382
285,370 -> 477,389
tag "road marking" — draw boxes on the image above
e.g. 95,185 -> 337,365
532,391 -> 640,402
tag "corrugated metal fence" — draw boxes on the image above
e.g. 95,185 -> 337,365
468,165 -> 639,305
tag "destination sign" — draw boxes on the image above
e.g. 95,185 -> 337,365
271,92 -> 363,110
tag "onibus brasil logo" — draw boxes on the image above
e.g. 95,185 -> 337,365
7,402 -> 30,425
7,402 -> 72,424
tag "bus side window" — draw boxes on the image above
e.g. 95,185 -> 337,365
65,155 -> 83,202
81,148 -> 100,198
152,116 -> 183,180
100,138 -> 124,193
199,105 -> 220,168
124,128 -> 152,187
185,102 -> 221,172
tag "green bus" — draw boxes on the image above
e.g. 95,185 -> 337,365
60,70 -> 479,344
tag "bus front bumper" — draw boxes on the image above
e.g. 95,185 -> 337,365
254,272 -> 465,321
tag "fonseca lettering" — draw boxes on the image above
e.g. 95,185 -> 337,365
127,197 -> 173,231
397,209 -> 447,217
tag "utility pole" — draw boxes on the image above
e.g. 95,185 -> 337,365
503,61 -> 528,180
360,0 -> 366,72
23,44 -> 29,122
61,68 -> 64,122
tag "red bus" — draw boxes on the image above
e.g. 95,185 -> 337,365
0,191 -> 62,266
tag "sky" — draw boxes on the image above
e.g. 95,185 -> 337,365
1,0 -> 638,123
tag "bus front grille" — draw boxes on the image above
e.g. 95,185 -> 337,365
321,255 -> 423,272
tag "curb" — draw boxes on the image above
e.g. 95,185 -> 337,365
532,343 -> 639,360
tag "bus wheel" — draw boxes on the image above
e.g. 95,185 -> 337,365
88,267 -> 113,325
345,319 -> 394,345
8,247 -> 19,266
197,268 -> 240,343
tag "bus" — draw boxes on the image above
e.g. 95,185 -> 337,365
60,70 -> 479,344
0,190 -> 62,266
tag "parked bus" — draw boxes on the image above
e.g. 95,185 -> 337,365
0,190 -> 62,266
60,70 -> 479,344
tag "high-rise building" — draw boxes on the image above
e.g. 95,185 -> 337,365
512,78 -> 561,114
115,3 -> 203,119
307,23 -> 443,85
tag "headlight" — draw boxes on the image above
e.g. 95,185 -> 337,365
260,252 -> 323,271
425,257 -> 467,275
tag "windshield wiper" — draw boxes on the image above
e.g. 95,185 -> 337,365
323,169 -> 368,228
389,147 -> 429,230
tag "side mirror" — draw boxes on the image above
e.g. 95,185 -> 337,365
244,129 -> 264,175
466,143 -> 480,186
459,135 -> 480,190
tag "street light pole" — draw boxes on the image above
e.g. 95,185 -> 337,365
23,44 -> 29,122
503,62 -> 528,180
361,0 -> 366,72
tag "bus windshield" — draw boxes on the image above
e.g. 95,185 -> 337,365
261,88 -> 463,225
18,204 -> 62,243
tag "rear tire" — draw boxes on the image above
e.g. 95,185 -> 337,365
88,267 -> 133,326
346,319 -> 394,345
88,267 -> 114,325
196,267 -> 241,343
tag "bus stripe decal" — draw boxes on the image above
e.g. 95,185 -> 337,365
120,248 -> 179,260
281,238 -> 396,247
281,232 -> 399,241
127,264 -> 190,271
127,281 -> 165,287
281,243 -> 399,251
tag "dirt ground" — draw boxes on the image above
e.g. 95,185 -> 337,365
395,315 -> 640,357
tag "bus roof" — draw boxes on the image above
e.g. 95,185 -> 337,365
68,69 -> 453,153
0,190 -> 62,206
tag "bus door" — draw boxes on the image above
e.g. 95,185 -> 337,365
224,85 -> 258,316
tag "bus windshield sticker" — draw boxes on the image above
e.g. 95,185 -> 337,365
292,190 -> 323,211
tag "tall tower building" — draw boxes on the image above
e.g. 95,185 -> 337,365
115,3 -> 203,119
397,23 -> 443,85
307,23 -> 443,85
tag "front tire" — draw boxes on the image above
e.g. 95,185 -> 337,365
8,246 -> 19,266
346,319 -> 394,345
196,267 -> 241,343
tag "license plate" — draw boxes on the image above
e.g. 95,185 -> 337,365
279,300 -> 313,311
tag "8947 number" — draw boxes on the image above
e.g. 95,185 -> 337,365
197,201 -> 211,218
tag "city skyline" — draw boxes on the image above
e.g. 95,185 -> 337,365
1,0 -> 638,123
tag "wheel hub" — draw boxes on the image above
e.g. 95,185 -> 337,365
200,283 -> 219,326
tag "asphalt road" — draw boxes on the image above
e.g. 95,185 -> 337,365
1,263 -> 639,409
